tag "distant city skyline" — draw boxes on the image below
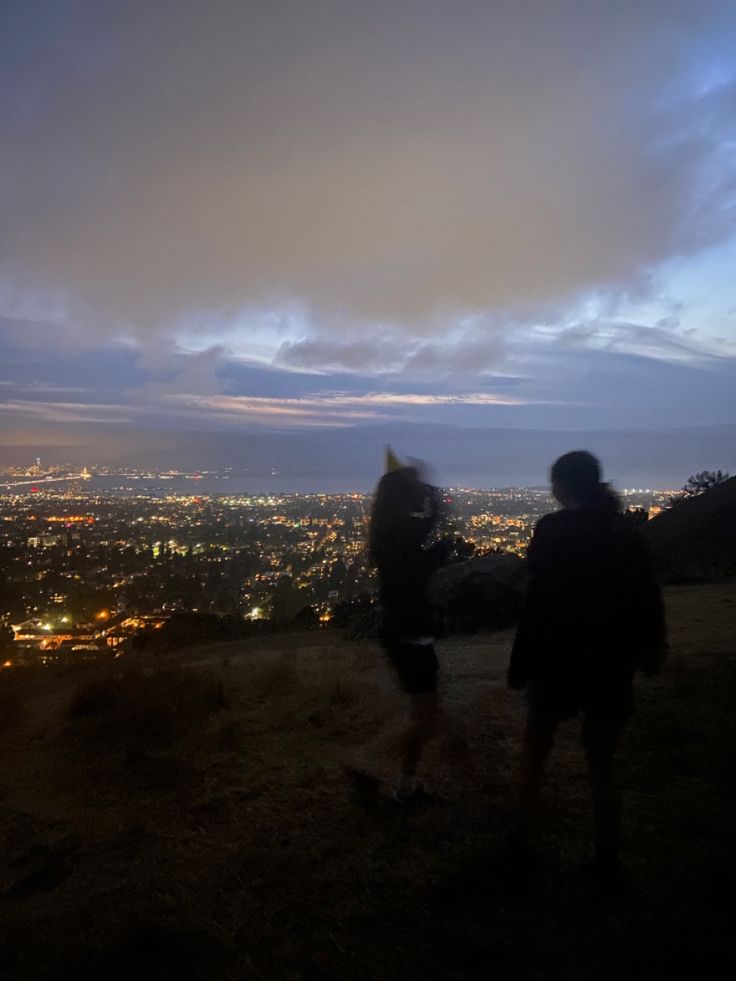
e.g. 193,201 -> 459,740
1,422 -> 734,492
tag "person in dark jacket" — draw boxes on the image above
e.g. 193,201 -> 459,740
508,451 -> 667,881
369,452 -> 453,800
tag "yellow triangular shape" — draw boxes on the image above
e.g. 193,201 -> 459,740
385,445 -> 403,472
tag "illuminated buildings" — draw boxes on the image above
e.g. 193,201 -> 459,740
0,475 -> 675,657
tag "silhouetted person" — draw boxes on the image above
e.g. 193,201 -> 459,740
369,451 -> 452,800
508,451 -> 667,885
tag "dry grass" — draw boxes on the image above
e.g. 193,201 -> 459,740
0,690 -> 25,735
67,666 -> 227,772
0,583 -> 734,980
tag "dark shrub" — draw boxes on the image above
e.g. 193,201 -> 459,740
131,612 -> 259,653
332,593 -> 380,639
290,605 -> 320,630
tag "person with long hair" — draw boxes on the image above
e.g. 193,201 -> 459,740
508,451 -> 667,886
369,453 -> 453,801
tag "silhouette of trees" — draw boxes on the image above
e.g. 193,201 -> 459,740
669,469 -> 731,507
132,612 -> 258,652
449,536 -> 476,561
291,605 -> 319,630
332,593 -> 380,639
270,575 -> 304,624
682,470 -> 730,496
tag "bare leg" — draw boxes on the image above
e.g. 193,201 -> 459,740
517,712 -> 558,837
582,714 -> 621,870
398,692 -> 443,788
500,712 -> 557,871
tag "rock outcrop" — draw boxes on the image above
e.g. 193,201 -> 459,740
431,552 -> 526,633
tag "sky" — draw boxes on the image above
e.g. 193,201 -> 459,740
1,1 -> 735,487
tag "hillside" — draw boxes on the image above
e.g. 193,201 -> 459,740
645,476 -> 736,581
1,583 -> 735,980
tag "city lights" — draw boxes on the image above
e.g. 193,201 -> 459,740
0,465 -> 675,662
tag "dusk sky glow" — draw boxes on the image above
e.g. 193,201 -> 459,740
1,1 -> 735,485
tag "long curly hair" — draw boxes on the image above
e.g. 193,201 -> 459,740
369,467 -> 440,567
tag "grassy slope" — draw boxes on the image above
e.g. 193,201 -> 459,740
1,582 -> 734,980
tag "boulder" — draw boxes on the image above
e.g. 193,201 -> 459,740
431,552 -> 526,634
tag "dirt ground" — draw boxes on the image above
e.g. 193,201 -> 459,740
1,581 -> 734,979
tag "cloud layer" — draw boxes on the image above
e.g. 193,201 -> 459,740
2,0 -> 735,342
1,0 -> 735,479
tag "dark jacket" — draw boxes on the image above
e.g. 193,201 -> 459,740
508,503 -> 667,690
375,537 -> 449,642
370,472 -> 449,641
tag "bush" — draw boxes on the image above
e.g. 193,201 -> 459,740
290,605 -> 320,630
131,612 -> 259,653
332,593 -> 380,639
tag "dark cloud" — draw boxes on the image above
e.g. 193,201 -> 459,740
276,330 -> 507,377
276,337 -> 408,374
2,1 -> 735,340
2,326 -> 735,435
2,1 -> 735,474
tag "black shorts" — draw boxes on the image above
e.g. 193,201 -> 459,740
526,678 -> 633,763
525,677 -> 633,723
384,641 -> 439,695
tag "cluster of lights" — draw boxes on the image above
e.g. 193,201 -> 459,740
2,481 -> 676,666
